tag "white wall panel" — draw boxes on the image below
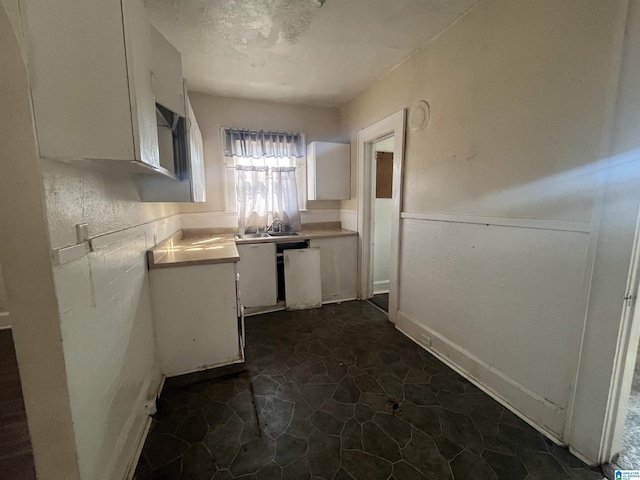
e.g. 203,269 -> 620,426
53,216 -> 179,480
397,217 -> 590,435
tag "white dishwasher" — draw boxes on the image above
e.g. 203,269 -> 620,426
283,248 -> 322,310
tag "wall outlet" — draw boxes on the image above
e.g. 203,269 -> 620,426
420,333 -> 432,347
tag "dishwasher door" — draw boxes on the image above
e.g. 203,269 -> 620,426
283,248 -> 322,310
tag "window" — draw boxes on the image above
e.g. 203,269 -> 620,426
222,128 -> 306,232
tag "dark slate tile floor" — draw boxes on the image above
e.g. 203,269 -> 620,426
134,301 -> 604,480
368,294 -> 389,313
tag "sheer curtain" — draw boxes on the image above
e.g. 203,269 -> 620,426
236,166 -> 269,234
271,167 -> 302,232
225,129 -> 304,232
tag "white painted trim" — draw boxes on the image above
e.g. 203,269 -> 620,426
90,214 -> 181,251
601,207 -> 640,461
51,214 -> 181,262
356,109 -> 406,323
124,368 -> 164,480
568,0 -> 632,462
373,280 -> 389,295
396,311 -> 566,441
322,294 -> 358,305
400,212 -> 592,233
163,358 -> 246,378
102,368 -> 160,480
51,242 -> 90,266
124,417 -> 153,480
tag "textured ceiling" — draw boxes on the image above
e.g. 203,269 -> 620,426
145,0 -> 480,106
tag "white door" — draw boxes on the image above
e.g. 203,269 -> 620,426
284,248 -> 322,310
237,243 -> 278,308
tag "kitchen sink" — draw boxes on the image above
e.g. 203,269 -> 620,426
235,232 -> 270,239
268,232 -> 300,237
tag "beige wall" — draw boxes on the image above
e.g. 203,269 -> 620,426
184,93 -> 346,214
340,0 -> 627,463
41,160 -> 179,250
342,0 -> 618,220
0,6 -> 81,478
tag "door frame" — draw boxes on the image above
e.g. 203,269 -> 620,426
601,206 -> 640,462
356,109 -> 406,323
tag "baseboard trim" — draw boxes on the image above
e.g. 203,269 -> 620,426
108,368 -> 162,480
396,311 -> 566,442
124,416 -> 153,480
322,294 -> 358,305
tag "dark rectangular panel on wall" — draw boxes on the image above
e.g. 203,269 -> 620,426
0,329 -> 36,480
376,152 -> 393,198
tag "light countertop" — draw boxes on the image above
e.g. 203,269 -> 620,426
148,227 -> 357,269
234,228 -> 357,245
147,233 -> 240,269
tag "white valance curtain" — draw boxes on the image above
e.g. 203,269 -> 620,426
227,129 -> 303,233
224,129 -> 305,160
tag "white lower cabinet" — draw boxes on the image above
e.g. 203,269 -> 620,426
284,248 -> 322,310
150,262 -> 243,376
310,236 -> 358,303
237,243 -> 278,308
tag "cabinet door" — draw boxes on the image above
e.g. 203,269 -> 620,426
187,94 -> 206,202
307,142 -> 351,200
284,248 -> 322,310
151,27 -> 185,116
122,0 -> 160,168
150,263 -> 240,376
310,237 -> 357,303
24,0 -> 135,161
237,243 -> 278,308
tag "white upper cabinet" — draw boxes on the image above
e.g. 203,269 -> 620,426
138,92 -> 206,202
307,142 -> 351,200
122,0 -> 160,168
186,94 -> 206,202
151,27 -> 186,117
22,0 -> 159,167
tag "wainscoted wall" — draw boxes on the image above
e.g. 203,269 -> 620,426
339,0 -> 624,463
396,215 -> 591,437
52,215 -> 180,480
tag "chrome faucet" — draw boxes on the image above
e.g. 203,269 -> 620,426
266,218 -> 283,233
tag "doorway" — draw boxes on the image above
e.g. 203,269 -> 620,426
368,137 -> 394,312
356,110 -> 405,322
